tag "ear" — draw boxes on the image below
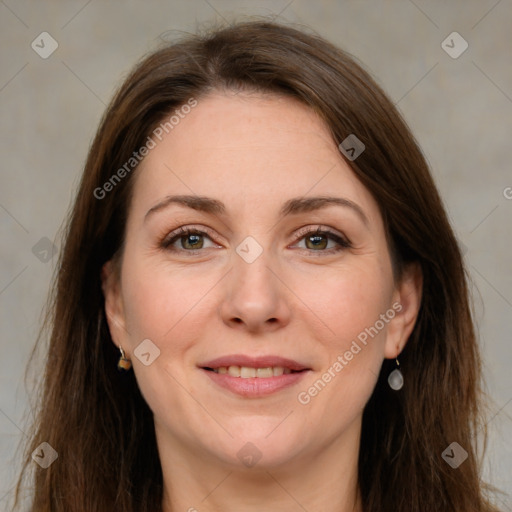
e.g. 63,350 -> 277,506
101,260 -> 129,351
384,262 -> 423,359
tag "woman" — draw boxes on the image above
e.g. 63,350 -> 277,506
14,19 -> 501,512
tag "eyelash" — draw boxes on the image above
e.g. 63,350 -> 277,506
160,225 -> 351,256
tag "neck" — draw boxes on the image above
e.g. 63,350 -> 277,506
159,419 -> 363,512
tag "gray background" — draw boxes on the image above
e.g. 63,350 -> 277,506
1,0 -> 510,509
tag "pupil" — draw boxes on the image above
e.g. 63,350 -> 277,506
185,234 -> 202,249
308,234 -> 326,250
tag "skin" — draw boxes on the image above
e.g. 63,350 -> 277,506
102,90 -> 422,512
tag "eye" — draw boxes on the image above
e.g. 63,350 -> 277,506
161,227 -> 218,252
292,226 -> 351,254
160,225 -> 351,255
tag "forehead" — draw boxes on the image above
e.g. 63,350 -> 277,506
130,91 -> 380,224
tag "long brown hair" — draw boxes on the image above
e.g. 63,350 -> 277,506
14,19 -> 500,512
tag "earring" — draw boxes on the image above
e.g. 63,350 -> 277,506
117,346 -> 132,371
388,357 -> 404,390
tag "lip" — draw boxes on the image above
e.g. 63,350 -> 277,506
198,354 -> 311,398
199,354 -> 310,371
201,369 -> 309,397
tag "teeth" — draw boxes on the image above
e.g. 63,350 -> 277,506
241,366 -> 256,378
212,365 -> 297,378
256,367 -> 273,378
227,366 -> 241,377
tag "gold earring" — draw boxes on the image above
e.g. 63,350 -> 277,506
388,356 -> 404,390
117,346 -> 132,371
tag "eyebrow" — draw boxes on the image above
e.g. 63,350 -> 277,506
144,194 -> 369,227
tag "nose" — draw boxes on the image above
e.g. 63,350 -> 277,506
220,249 -> 291,334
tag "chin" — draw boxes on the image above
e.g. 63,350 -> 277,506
207,420 -> 308,470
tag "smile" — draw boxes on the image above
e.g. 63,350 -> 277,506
199,355 -> 311,397
207,366 -> 297,378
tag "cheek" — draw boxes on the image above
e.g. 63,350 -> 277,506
303,258 -> 393,346
296,261 -> 393,410
119,258 -> 214,434
121,254 -> 210,343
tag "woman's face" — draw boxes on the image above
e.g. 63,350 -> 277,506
103,91 -> 420,470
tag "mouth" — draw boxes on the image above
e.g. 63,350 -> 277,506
199,355 -> 311,397
203,364 -> 307,378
